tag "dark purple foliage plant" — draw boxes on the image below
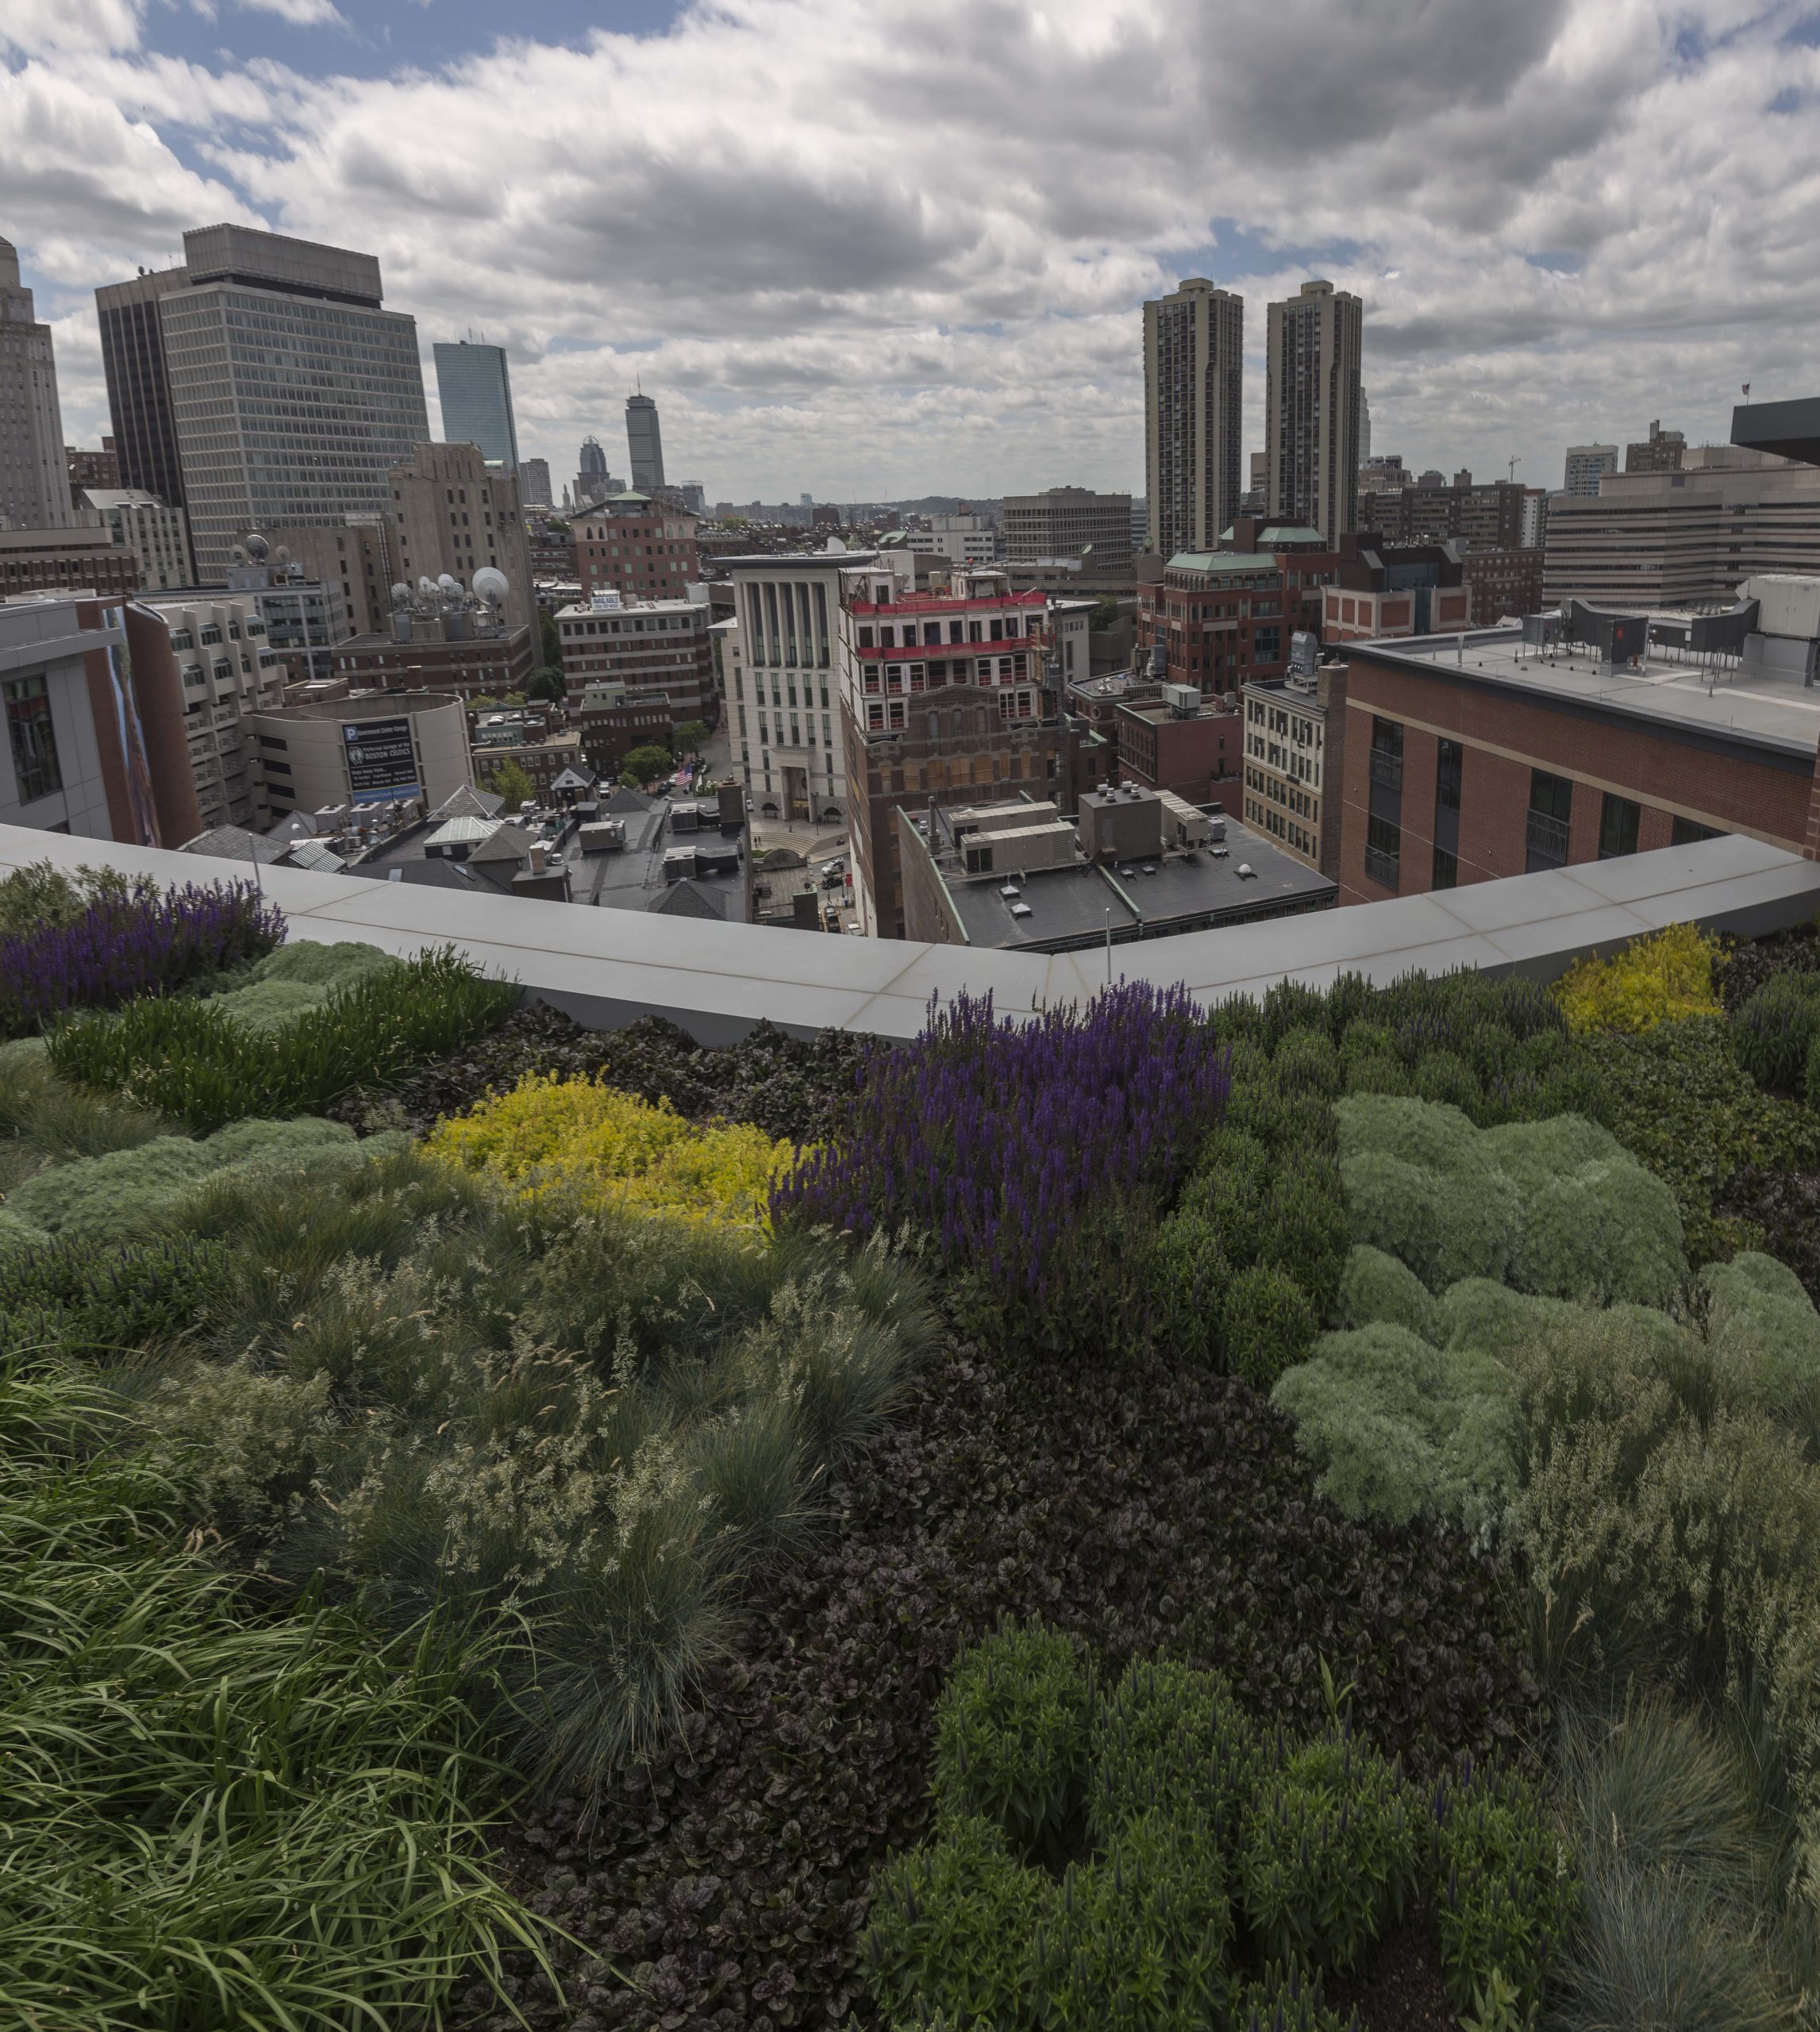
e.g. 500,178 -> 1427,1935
773,983 -> 1231,1355
0,876 -> 283,1037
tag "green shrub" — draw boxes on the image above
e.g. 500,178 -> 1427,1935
1272,1323 -> 1517,1534
1232,1961 -> 1355,2032
1699,1250 -> 1820,1407
1222,1264 -> 1318,1392
1425,1754 -> 1578,2021
1272,1025 -> 1341,1099
1337,1095 -> 1516,1291
205,938 -> 398,1029
0,1233 -> 230,1357
1344,1051 -> 1414,1098
47,946 -> 519,1132
1413,1049 -> 1483,1113
1256,1152 -> 1349,1321
1150,1206 -> 1227,1366
1334,1244 -> 1441,1340
933,1620 -> 1096,1864
1239,1731 -> 1418,1976
0,1116 -> 367,1244
1090,1656 -> 1268,1847
1733,973 -> 1820,1095
1436,1277 -> 1583,1360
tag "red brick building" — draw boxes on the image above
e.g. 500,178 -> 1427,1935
1322,540 -> 1471,643
1116,696 -> 1241,802
1337,630 -> 1811,906
1139,527 -> 1337,696
570,493 -> 698,605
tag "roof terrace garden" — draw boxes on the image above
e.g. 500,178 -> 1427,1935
9,849 -> 1820,2029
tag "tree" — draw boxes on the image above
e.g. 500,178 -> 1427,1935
620,742 -> 673,788
672,718 -> 710,757
526,665 -> 566,704
1091,593 -> 1122,630
539,610 -> 563,668
484,759 -> 536,810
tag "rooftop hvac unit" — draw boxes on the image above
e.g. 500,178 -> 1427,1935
1160,682 -> 1200,718
1289,630 -> 1318,677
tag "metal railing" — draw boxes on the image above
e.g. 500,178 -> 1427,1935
1369,749 -> 1403,792
1526,810 -> 1571,867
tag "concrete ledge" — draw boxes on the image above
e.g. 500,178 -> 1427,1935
2,824 -> 1814,1043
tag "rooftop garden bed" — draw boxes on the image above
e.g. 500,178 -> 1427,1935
6,856 -> 1820,2031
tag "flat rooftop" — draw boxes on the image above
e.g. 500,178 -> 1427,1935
942,814 -> 1333,952
1360,628 -> 1820,763
571,794 -> 745,922
256,691 -> 464,722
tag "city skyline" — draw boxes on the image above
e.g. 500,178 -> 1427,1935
6,2 -> 1818,503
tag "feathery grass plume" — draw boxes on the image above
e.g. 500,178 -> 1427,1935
774,983 -> 1231,1356
47,945 -> 517,1130
0,869 -> 281,1037
0,1360 -> 552,2030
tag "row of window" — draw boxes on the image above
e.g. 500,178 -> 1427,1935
856,614 -> 1032,649
863,656 -> 1027,694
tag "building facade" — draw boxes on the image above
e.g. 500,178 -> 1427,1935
79,489 -> 190,591
67,440 -> 119,492
1322,540 -> 1471,642
1265,280 -> 1363,548
0,526 -> 140,600
325,617 -> 534,703
518,457 -> 552,508
578,680 -> 679,775
386,441 -> 537,633
625,394 -> 665,494
98,225 -> 429,583
1626,420 -> 1686,474
1358,476 -> 1527,551
839,564 -> 1055,937
1460,547 -> 1546,625
0,237 -> 72,531
1143,280 -> 1243,560
433,341 -> 518,469
556,591 -> 715,722
724,551 -> 853,828
1563,443 -> 1618,496
247,690 -> 473,818
571,493 -> 698,606
133,587 -> 287,830
1002,487 -> 1133,572
1542,452 -> 1820,609
1115,693 -> 1240,803
1140,534 -> 1338,698
1241,661 -> 1348,878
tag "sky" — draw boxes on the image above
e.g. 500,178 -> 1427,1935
6,0 -> 1820,507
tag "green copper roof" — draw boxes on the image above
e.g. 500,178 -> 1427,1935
1259,525 -> 1327,545
1167,552 -> 1278,573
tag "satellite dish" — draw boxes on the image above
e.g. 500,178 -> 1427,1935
391,582 -> 411,605
273,545 -> 291,564
437,573 -> 460,595
471,565 -> 508,605
417,576 -> 435,595
243,533 -> 269,563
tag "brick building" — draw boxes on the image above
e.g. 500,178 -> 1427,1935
556,591 -> 714,722
328,620 -> 534,701
1357,476 -> 1526,551
1336,616 -> 1813,907
1115,694 -> 1241,803
838,565 -> 1056,937
1322,539 -> 1471,642
570,493 -> 699,605
1139,526 -> 1338,697
1460,548 -> 1546,625
0,525 -> 139,600
578,681 -> 678,775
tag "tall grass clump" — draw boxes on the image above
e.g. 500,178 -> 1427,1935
0,866 -> 281,1037
48,945 -> 519,1130
773,983 -> 1230,1355
0,1361 -> 550,2030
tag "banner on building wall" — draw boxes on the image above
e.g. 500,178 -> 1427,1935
344,718 -> 420,802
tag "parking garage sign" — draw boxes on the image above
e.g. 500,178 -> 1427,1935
343,718 -> 419,802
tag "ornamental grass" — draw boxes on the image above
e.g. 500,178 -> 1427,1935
425,1071 -> 796,1231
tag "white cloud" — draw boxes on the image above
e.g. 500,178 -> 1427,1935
233,0 -> 346,26
7,0 -> 1820,498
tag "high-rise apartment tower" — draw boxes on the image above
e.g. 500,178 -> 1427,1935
518,457 -> 552,508
96,224 -> 429,583
0,237 -> 72,529
625,391 -> 666,493
1563,444 -> 1618,497
1142,280 -> 1242,559
1265,279 -> 1364,548
433,341 -> 518,469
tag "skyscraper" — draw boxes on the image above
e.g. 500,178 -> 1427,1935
433,340 -> 518,468
576,435 -> 610,506
518,457 -> 552,508
1142,280 -> 1242,560
1360,385 -> 1372,470
96,224 -> 429,583
625,391 -> 665,493
0,236 -> 72,529
1264,279 -> 1364,548
1564,444 -> 1619,496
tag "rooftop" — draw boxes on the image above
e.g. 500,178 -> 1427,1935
568,789 -> 746,922
256,690 -> 464,722
1165,552 -> 1281,575
1360,625 -> 1820,764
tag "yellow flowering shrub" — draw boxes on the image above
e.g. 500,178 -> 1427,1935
423,1072 -> 795,1230
1554,922 -> 1722,1035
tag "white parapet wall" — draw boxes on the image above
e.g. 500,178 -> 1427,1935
2,822 -> 1818,1044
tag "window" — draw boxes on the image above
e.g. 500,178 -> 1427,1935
1599,793 -> 1641,860
4,673 -> 62,804
1369,716 -> 1403,791
1432,845 -> 1458,889
1672,814 -> 1724,846
1526,771 -> 1573,872
1364,811 -> 1400,890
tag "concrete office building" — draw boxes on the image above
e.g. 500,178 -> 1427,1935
1265,280 -> 1364,549
1143,280 -> 1243,560
247,690 -> 472,818
1626,420 -> 1686,474
0,525 -> 140,601
925,511 -> 998,568
0,594 -> 183,845
724,550 -> 856,829
433,341 -> 518,469
79,489 -> 190,591
570,494 -> 698,606
385,441 -> 536,633
67,441 -> 118,492
518,457 -> 552,508
1002,487 -> 1133,572
1542,448 -> 1820,609
0,237 -> 72,530
556,591 -> 715,722
625,393 -> 665,494
838,564 -> 1055,937
1563,444 -> 1618,497
133,587 -> 287,829
97,225 -> 429,583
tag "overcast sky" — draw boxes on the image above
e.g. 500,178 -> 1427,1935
5,0 -> 1818,506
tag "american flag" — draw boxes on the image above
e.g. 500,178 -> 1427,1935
1742,383 -> 1752,398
